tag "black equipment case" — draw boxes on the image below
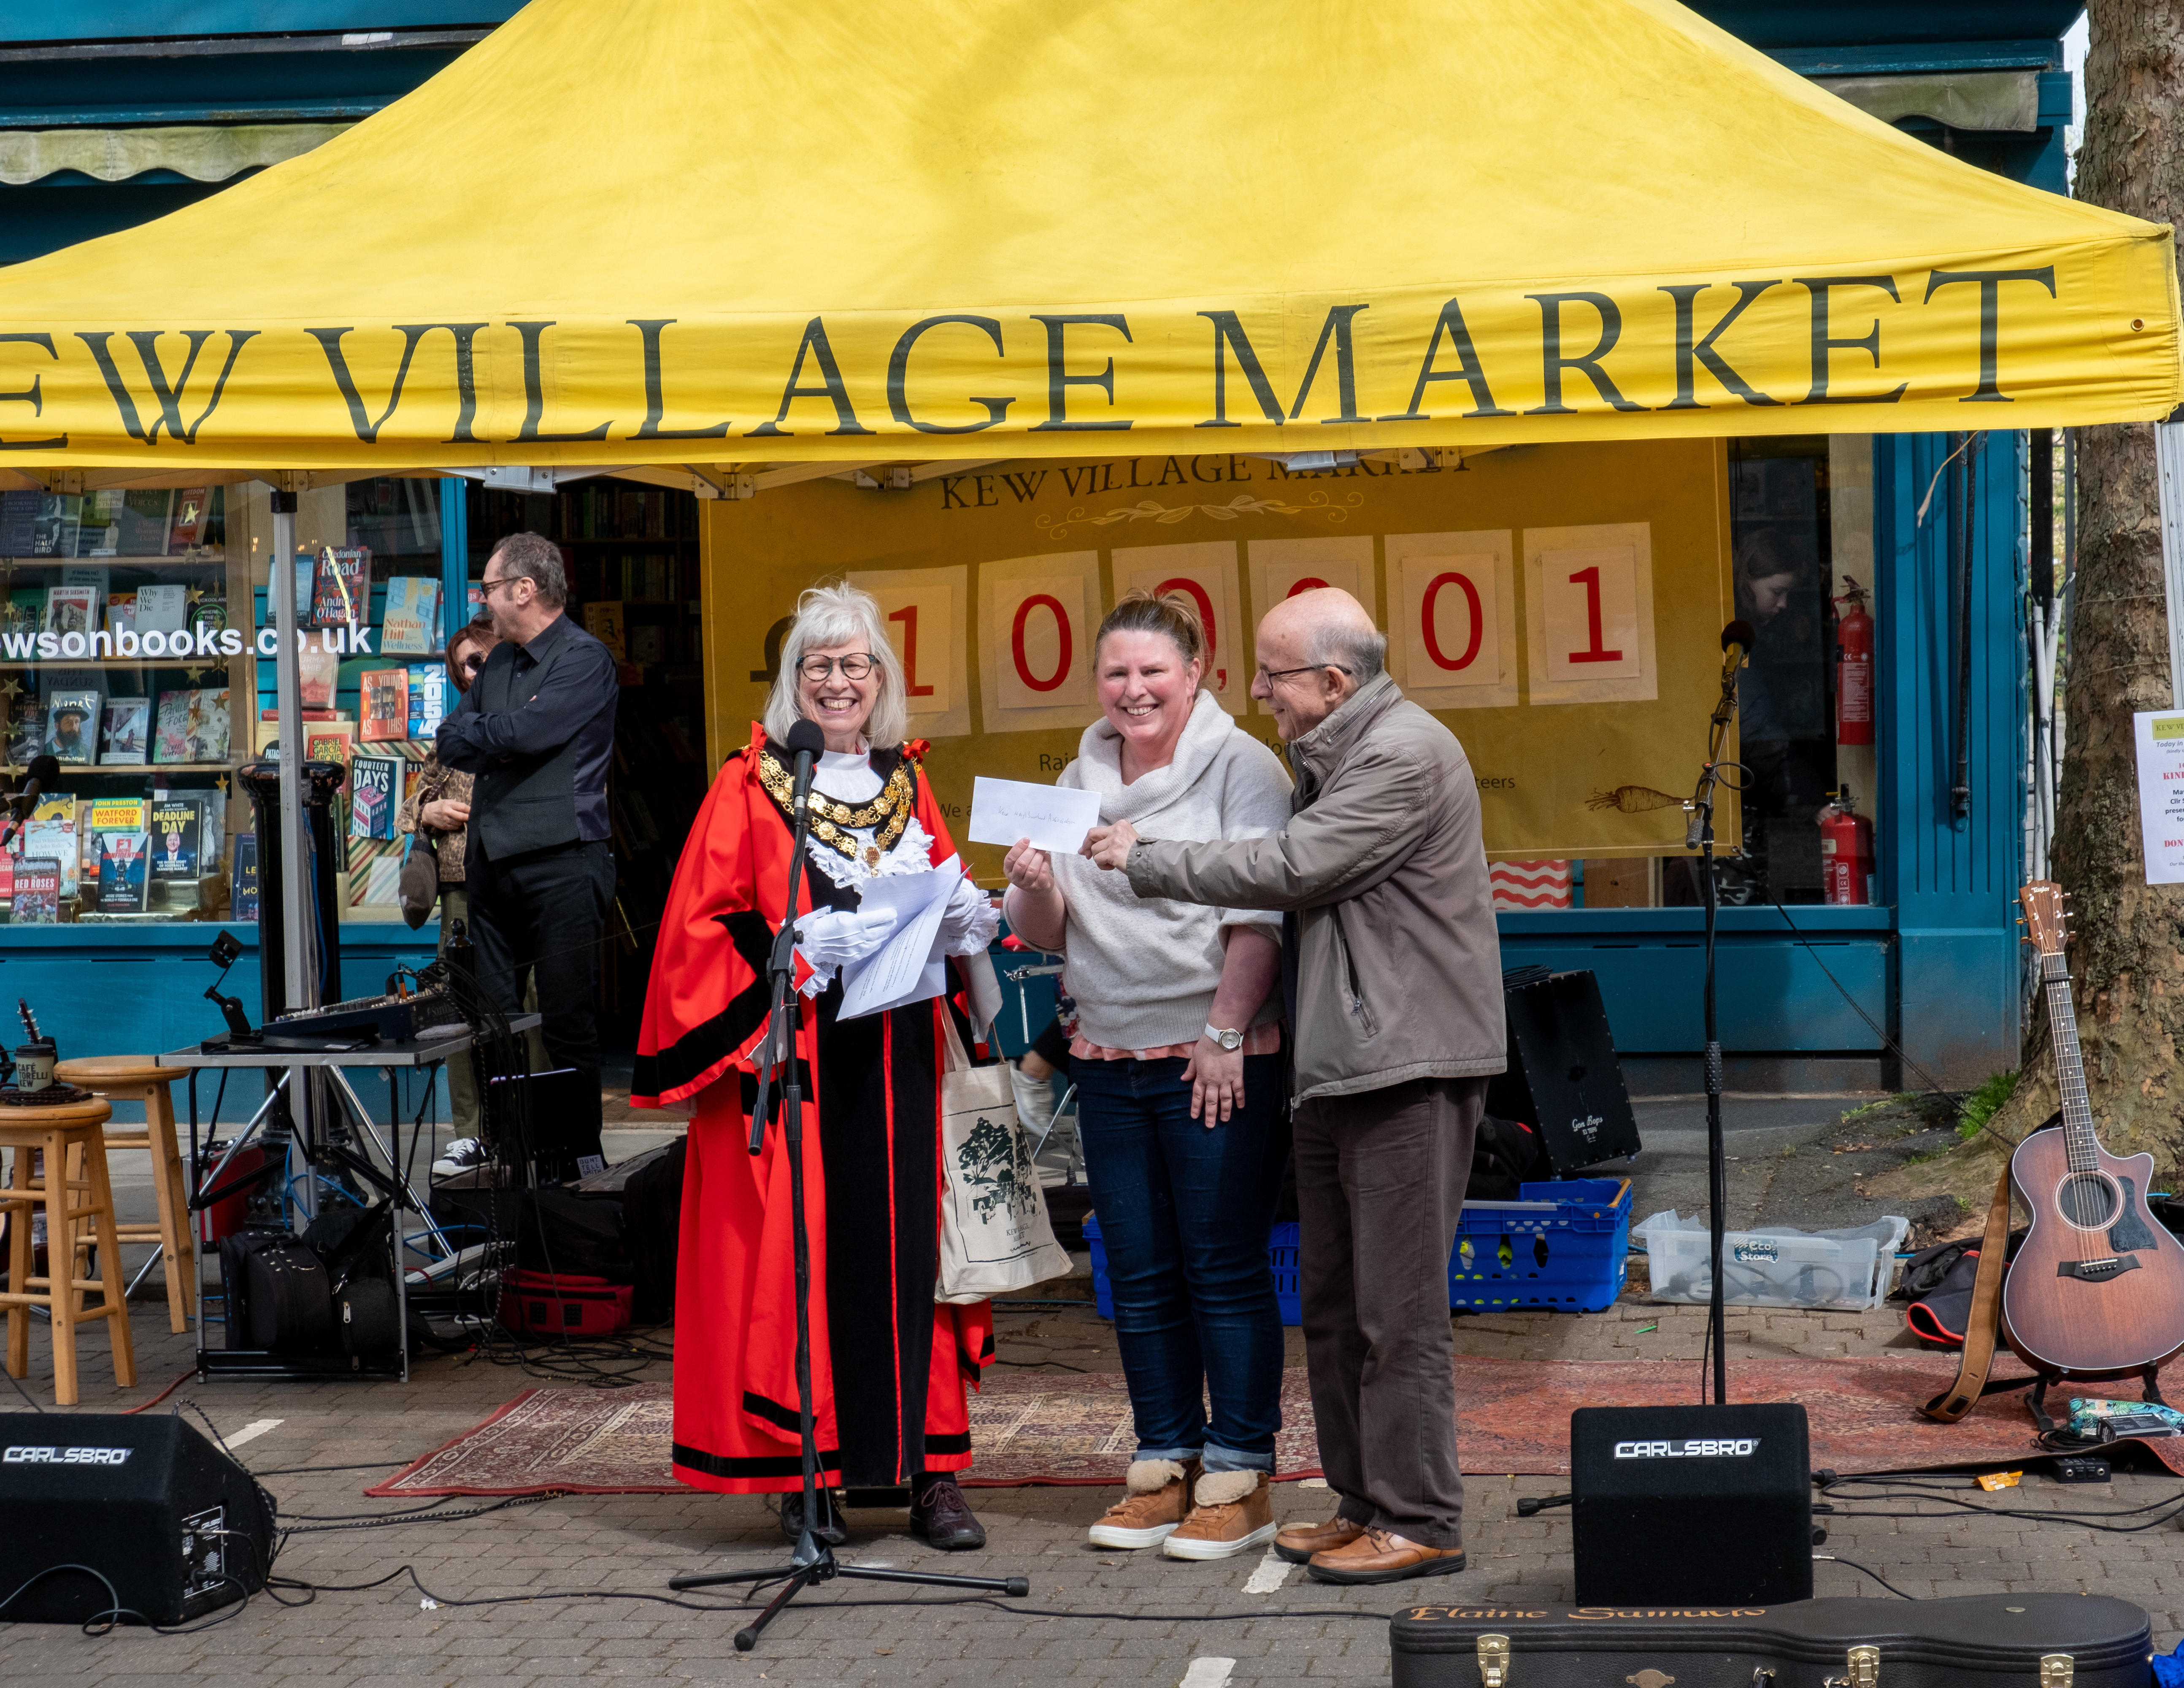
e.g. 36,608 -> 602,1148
1389,1592 -> 2153,1688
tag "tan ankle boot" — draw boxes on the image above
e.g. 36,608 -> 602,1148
1163,1469 -> 1276,1561
1087,1457 -> 1200,1548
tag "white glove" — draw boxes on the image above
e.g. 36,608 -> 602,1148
794,906 -> 900,995
938,875 -> 1001,957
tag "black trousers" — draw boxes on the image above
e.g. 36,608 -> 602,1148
466,836 -> 614,1144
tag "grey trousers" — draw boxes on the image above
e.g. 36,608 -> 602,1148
1293,1074 -> 1485,1551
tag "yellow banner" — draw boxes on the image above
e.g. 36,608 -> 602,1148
0,0 -> 2173,472
703,440 -> 1737,878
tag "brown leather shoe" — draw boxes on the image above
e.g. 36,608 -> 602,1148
1273,1514 -> 1368,1566
1306,1526 -> 1466,1585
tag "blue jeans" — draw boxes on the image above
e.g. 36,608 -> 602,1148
1076,1053 -> 1287,1473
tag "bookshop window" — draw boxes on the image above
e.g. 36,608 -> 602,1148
3,485 -> 243,924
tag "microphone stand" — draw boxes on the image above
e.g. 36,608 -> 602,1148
1684,632 -> 1749,1409
667,729 -> 1026,1652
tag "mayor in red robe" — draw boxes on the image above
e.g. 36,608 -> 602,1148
632,584 -> 999,1550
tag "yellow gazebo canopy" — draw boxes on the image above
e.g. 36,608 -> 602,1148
0,0 -> 2173,478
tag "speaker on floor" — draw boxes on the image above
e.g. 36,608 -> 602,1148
1571,1403 -> 1814,1605
0,1412 -> 273,1625
1486,968 -> 1642,1172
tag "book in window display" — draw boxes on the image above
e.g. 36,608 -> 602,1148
408,665 -> 449,738
11,794 -> 78,897
105,592 -> 137,637
311,545 -> 372,631
78,490 -> 122,556
86,797 -> 149,914
133,583 -> 188,637
6,700 -> 42,766
43,689 -> 100,764
167,488 -> 208,552
4,587 -> 40,642
359,668 -> 408,742
31,494 -> 80,558
230,833 -> 258,921
350,755 -> 398,840
149,795 -> 203,884
0,488 -> 36,555
100,697 -> 149,764
189,592 -> 227,638
152,687 -> 231,764
305,720 -> 357,790
11,855 -> 59,923
298,641 -> 341,709
381,577 -> 439,655
43,585 -> 98,638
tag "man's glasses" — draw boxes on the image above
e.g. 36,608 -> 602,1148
1257,662 -> 1353,686
797,653 -> 877,682
478,575 -> 525,598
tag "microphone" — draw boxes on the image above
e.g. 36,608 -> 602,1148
1720,619 -> 1756,678
784,718 -> 825,817
0,754 -> 59,848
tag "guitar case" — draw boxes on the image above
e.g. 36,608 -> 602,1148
1389,1591 -> 2151,1688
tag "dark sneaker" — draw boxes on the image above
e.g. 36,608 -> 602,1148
909,1475 -> 987,1550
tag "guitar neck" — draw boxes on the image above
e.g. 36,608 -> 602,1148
2042,952 -> 2100,1171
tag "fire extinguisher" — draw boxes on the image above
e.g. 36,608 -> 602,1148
1819,787 -> 1874,906
1835,576 -> 1875,747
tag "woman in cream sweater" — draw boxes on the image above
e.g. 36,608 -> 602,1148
1003,591 -> 1292,1564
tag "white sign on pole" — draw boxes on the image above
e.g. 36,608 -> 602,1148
2133,709 -> 2184,884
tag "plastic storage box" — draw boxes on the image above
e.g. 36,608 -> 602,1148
1635,1212 -> 1910,1311
1449,1178 -> 1633,1312
1085,1181 -> 1632,1324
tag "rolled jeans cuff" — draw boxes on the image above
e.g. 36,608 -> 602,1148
1200,1443 -> 1274,1475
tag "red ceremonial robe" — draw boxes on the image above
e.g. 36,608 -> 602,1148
632,726 -> 993,1493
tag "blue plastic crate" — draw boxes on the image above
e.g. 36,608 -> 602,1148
1085,1183 -> 1629,1326
1449,1178 -> 1632,1312
1082,1215 -> 1303,1325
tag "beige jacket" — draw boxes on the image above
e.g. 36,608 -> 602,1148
1124,672 -> 1505,1103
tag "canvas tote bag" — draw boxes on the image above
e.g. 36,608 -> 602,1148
936,1012 -> 1074,1303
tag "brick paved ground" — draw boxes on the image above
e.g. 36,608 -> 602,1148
6,1122 -> 2182,1685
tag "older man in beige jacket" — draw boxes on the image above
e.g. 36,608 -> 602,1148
1085,587 -> 1504,1585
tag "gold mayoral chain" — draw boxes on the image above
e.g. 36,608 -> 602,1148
761,747 -> 916,867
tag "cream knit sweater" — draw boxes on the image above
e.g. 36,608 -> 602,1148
1051,690 -> 1293,1052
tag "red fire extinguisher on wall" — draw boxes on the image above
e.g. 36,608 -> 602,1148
1835,576 -> 1875,747
1820,787 -> 1874,906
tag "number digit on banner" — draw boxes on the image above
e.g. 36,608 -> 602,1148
1011,593 -> 1073,693
1565,565 -> 1624,665
888,603 -> 936,697
1420,571 -> 1484,671
1154,576 -> 1217,659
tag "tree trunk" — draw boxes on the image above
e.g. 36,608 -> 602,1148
2003,1 -> 2184,1170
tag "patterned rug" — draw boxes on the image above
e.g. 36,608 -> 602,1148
366,1353 -> 2151,1497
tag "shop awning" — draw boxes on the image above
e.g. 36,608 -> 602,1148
0,0 -> 2173,478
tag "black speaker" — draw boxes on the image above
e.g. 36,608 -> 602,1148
0,1413 -> 273,1624
1486,968 -> 1642,1172
1571,1403 -> 1814,1604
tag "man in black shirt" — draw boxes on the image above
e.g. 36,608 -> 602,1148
438,531 -> 618,1145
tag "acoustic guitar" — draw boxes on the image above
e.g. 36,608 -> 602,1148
2000,882 -> 2184,1380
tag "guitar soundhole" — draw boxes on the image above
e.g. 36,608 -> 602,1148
2058,1172 -> 2121,1229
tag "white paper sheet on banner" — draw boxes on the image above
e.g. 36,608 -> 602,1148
967,776 -> 1103,853
839,855 -> 960,1019
2134,711 -> 2184,884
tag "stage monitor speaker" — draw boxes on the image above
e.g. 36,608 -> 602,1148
1486,968 -> 1642,1172
0,1412 -> 273,1625
1571,1403 -> 1813,1605
488,1067 -> 605,1184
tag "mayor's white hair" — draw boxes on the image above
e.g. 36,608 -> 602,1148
762,582 -> 908,750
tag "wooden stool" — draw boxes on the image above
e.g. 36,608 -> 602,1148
55,1057 -> 198,1334
1,1099 -> 137,1406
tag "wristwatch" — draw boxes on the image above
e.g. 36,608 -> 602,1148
1203,1023 -> 1244,1051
